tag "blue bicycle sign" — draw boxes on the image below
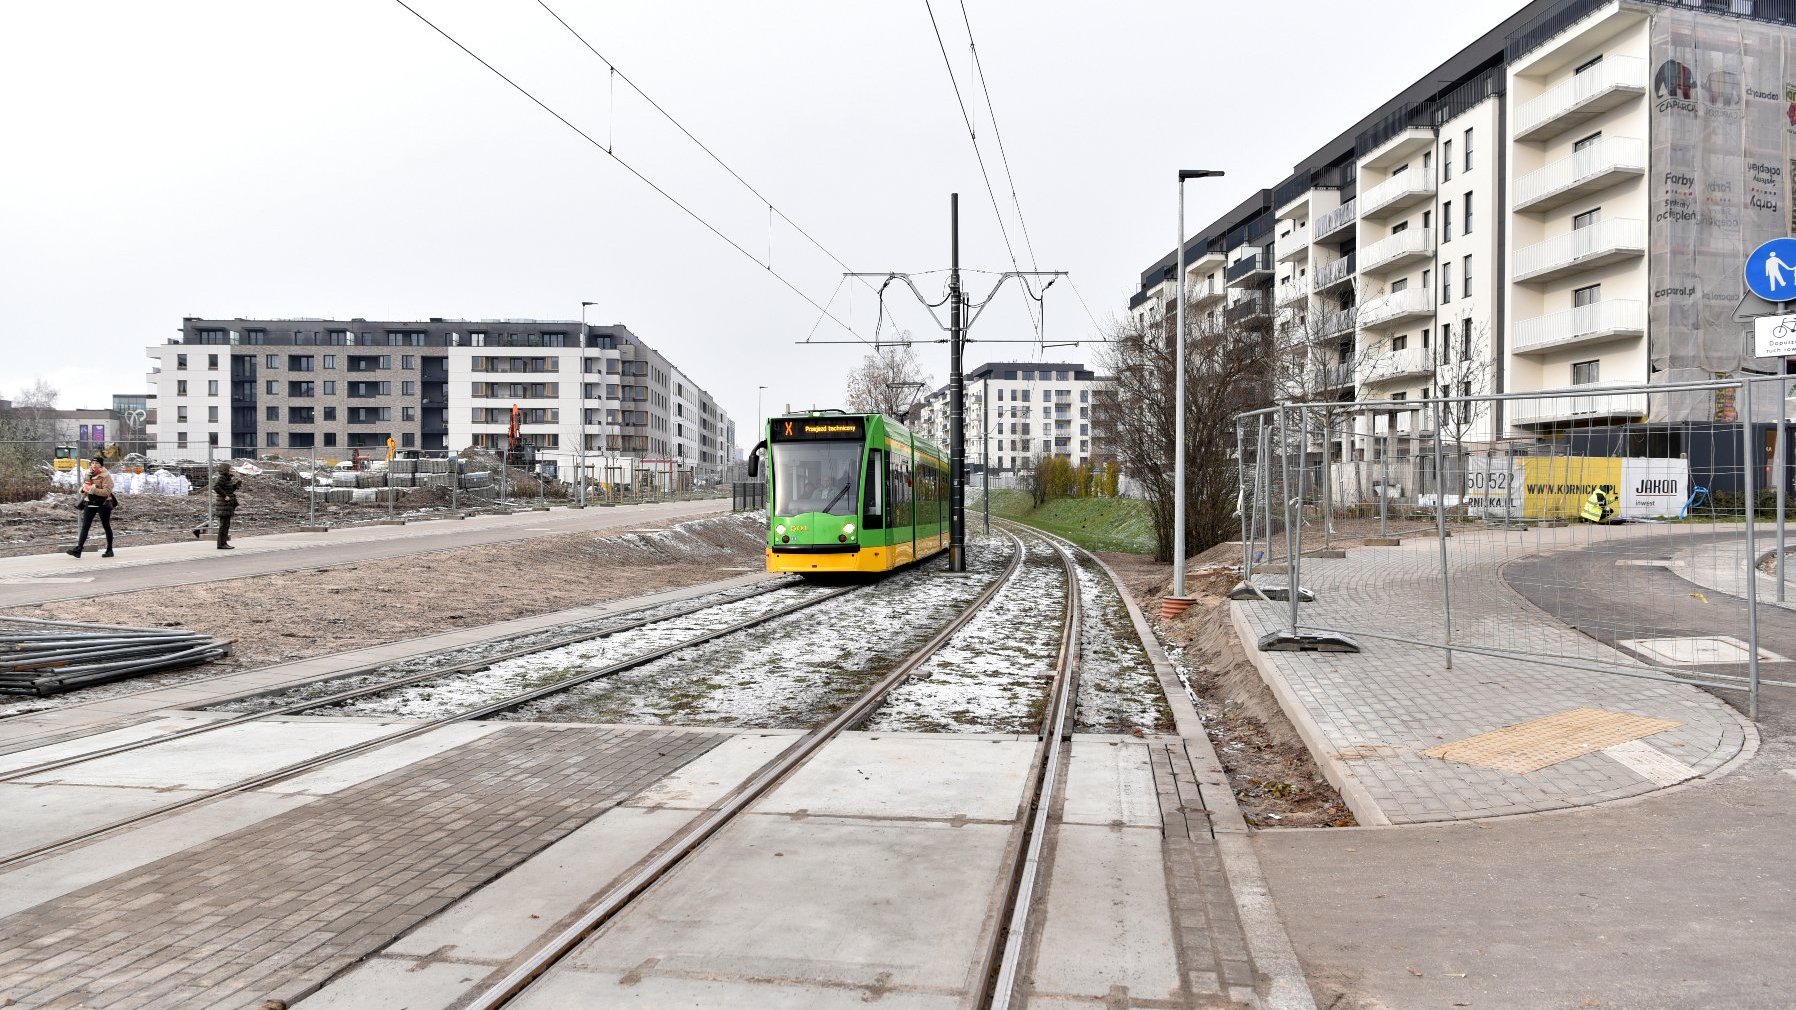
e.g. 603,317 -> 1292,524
1745,237 -> 1796,302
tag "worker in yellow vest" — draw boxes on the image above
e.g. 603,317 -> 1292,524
1579,484 -> 1618,524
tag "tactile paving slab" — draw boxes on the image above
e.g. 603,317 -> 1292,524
1423,707 -> 1681,775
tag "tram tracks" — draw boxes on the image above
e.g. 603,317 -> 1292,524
458,523 -> 1085,1010
0,577 -> 867,872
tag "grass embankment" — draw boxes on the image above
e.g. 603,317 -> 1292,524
973,488 -> 1155,555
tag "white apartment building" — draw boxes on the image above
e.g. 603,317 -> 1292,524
1129,0 -> 1795,445
149,318 -> 735,488
912,362 -> 1107,475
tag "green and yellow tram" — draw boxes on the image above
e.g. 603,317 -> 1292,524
751,411 -> 949,575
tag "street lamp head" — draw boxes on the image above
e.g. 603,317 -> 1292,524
1178,169 -> 1225,181
582,301 -> 598,307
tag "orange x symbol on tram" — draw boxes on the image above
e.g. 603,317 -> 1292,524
783,421 -> 794,436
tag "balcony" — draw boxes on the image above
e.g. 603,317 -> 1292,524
1514,56 -> 1647,142
1189,278 -> 1225,307
1317,306 -> 1357,339
1358,228 -> 1435,275
1357,287 -> 1433,330
1225,248 -> 1274,286
1361,346 -> 1434,384
1315,252 -> 1357,291
1225,293 -> 1271,326
1512,299 -> 1646,355
1314,199 -> 1356,241
1513,219 -> 1646,283
1514,137 -> 1646,212
1509,383 -> 1648,426
1276,278 -> 1309,307
1322,362 -> 1355,390
1276,224 -> 1309,262
1359,170 -> 1436,221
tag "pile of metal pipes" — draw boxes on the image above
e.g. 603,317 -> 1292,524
0,616 -> 232,696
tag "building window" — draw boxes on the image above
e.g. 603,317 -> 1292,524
267,432 -> 281,447
1463,256 -> 1472,298
402,432 -> 415,448
208,406 -> 219,423
1574,131 -> 1601,153
1574,283 -> 1601,307
177,431 -> 188,449
208,354 -> 219,370
324,406 -> 336,421
1572,360 -> 1600,385
402,406 -> 415,421
1464,128 -> 1473,172
176,354 -> 187,370
379,355 -> 392,369
1442,140 -> 1453,181
402,355 -> 415,369
324,432 -> 337,447
324,354 -> 336,369
207,379 -> 219,396
176,380 -> 188,396
402,381 -> 415,396
1442,201 -> 1453,242
265,354 -> 279,369
209,432 -> 220,446
177,406 -> 188,423
1573,207 -> 1601,230
266,405 -> 278,421
323,380 -> 336,395
1463,194 -> 1472,235
1461,319 -> 1474,360
1393,334 -> 1408,351
1441,266 -> 1452,304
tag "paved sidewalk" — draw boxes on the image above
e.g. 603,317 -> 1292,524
0,498 -> 727,607
1233,530 -> 1753,825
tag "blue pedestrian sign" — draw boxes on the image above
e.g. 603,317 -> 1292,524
1745,237 -> 1796,303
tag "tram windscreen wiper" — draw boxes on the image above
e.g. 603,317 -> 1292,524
821,480 -> 853,514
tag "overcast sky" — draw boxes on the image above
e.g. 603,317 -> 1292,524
1,0 -> 1526,434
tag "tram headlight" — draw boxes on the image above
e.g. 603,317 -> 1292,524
775,524 -> 786,536
843,523 -> 855,535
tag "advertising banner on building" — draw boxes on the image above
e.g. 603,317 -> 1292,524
1620,458 -> 1691,518
1464,456 -> 1523,517
1521,457 -> 1623,520
1649,11 -> 1786,422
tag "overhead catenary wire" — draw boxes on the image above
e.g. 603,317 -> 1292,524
392,0 -> 878,346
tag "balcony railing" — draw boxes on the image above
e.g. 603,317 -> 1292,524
1315,252 -> 1357,290
1225,293 -> 1270,325
1512,299 -> 1646,354
1323,362 -> 1355,390
1189,279 -> 1225,306
1358,228 -> 1435,275
1357,287 -> 1433,329
1509,383 -> 1648,426
1358,170 -> 1436,220
1318,306 -> 1357,338
1276,278 -> 1309,306
1514,56 -> 1647,141
1361,345 -> 1434,383
1276,224 -> 1310,262
1225,248 -> 1274,285
1314,199 -> 1356,240
1513,219 -> 1645,283
1514,137 -> 1646,212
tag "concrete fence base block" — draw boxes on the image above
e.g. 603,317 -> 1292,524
298,525 -> 330,533
1304,548 -> 1348,559
1258,630 -> 1361,653
1229,581 -> 1314,603
1256,563 -> 1289,574
567,504 -> 586,510
1361,537 -> 1402,546
374,519 -> 406,526
531,506 -> 550,512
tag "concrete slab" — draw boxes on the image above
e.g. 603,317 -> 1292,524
569,816 -> 1011,988
0,712 -> 234,772
624,732 -> 798,811
512,969 -> 964,1009
0,791 -> 316,918
753,733 -> 1034,822
264,723 -> 501,796
1027,823 -> 1182,1001
0,781 -> 204,858
1060,739 -> 1161,827
388,806 -> 698,960
288,959 -> 487,1010
15,718 -> 408,790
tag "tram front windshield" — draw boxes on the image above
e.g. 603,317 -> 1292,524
773,440 -> 861,517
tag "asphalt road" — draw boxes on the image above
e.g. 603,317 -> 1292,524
1256,531 -> 1795,1010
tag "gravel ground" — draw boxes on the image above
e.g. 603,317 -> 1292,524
1071,552 -> 1173,734
0,512 -> 769,719
489,536 -> 1011,729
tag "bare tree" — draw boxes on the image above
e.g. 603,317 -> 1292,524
1434,317 -> 1496,507
844,339 -> 933,420
1096,300 -> 1274,564
0,378 -> 60,477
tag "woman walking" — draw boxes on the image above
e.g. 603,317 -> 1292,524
66,459 -> 117,558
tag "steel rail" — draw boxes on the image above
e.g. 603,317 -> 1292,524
0,579 -> 795,782
0,581 -> 863,871
459,530 -> 1028,1010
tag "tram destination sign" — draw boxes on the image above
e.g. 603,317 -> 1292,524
771,416 -> 865,441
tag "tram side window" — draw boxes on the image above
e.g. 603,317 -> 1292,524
889,456 -> 913,527
916,461 -> 933,528
863,450 -> 885,529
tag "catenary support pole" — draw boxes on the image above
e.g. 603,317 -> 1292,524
982,377 -> 991,537
1775,390 -> 1786,603
1742,378 -> 1761,720
309,443 -> 317,526
1431,398 -> 1454,670
1172,178 -> 1189,599
949,192 -> 966,572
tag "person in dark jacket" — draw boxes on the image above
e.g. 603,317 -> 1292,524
65,460 -> 117,558
210,465 -> 241,550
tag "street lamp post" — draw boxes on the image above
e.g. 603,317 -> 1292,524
579,300 -> 597,505
1171,168 -> 1225,605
